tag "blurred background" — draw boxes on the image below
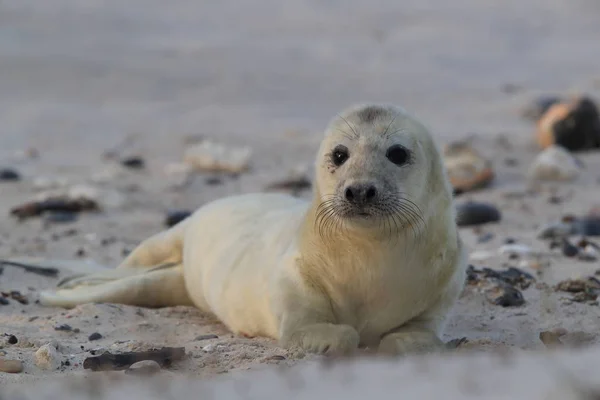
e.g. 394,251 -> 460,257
2,0 -> 600,172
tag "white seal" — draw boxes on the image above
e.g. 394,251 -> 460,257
39,104 -> 467,356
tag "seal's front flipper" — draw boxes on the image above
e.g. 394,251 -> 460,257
38,262 -> 193,309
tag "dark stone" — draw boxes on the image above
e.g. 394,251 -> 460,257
194,334 -> 218,341
121,156 -> 145,169
88,332 -> 103,341
0,168 -> 21,182
165,210 -> 192,228
561,239 -> 579,258
54,324 -> 73,332
456,202 -> 501,227
7,335 -> 18,344
488,284 -> 525,307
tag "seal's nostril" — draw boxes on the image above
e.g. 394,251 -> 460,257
365,186 -> 376,200
345,187 -> 355,201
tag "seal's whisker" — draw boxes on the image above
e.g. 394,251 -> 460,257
382,111 -> 401,139
337,114 -> 360,139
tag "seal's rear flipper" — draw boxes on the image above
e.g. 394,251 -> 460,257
38,262 -> 193,309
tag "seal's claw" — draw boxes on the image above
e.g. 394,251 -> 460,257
377,331 -> 445,357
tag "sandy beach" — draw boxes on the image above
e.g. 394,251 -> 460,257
2,0 -> 600,397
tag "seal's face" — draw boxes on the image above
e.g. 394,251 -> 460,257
315,104 -> 439,235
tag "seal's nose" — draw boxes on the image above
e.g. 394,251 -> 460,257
344,183 -> 377,204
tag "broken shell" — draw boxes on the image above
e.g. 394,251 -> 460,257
443,141 -> 494,194
456,202 -> 501,227
0,358 -> 23,373
184,141 -> 252,174
527,145 -> 582,182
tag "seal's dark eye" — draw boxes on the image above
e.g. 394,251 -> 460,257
331,145 -> 349,167
386,145 -> 410,166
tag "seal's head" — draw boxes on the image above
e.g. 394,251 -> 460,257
313,104 -> 452,236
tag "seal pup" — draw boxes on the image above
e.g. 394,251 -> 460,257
38,103 -> 467,356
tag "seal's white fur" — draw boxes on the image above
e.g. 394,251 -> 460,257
39,104 -> 467,356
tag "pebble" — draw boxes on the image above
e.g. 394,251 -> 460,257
561,239 -> 579,257
486,284 -> 525,307
0,358 -> 23,373
183,140 -> 252,174
195,334 -> 219,341
0,168 -> 21,182
0,297 -> 9,305
7,335 -> 18,344
455,202 -> 501,227
35,343 -> 61,370
165,210 -> 192,228
88,332 -> 103,341
54,324 -> 73,332
527,145 -> 582,182
120,156 -> 145,169
124,360 -> 161,376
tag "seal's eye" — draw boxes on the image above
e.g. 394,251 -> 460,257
331,145 -> 349,166
386,145 -> 410,166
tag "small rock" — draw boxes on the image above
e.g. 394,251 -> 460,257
205,176 -> 223,185
120,156 -> 145,169
456,201 -> 501,227
7,335 -> 18,345
528,145 -> 582,182
35,343 -> 61,370
535,96 -> 600,152
0,358 -> 23,373
561,239 -> 579,258
0,297 -> 9,305
54,324 -> 73,332
88,332 -> 102,341
165,210 -> 192,228
486,284 -> 525,307
443,141 -> 494,195
183,140 -> 252,174
0,168 -> 21,182
125,360 -> 161,376
195,334 -> 219,341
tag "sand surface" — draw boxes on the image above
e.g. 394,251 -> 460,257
2,0 -> 600,396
